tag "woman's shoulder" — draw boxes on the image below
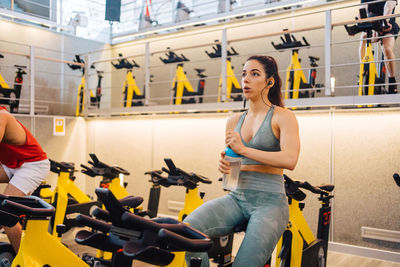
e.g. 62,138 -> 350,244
226,112 -> 244,131
273,106 -> 298,123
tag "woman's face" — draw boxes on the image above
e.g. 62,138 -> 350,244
241,59 -> 268,101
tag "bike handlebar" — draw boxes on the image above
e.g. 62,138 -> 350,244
393,173 -> 400,187
81,153 -> 130,179
76,214 -> 111,233
146,158 -> 212,189
284,174 -> 334,200
1,196 -> 55,217
271,33 -> 310,50
344,8 -> 390,36
50,159 -> 75,174
158,228 -> 213,252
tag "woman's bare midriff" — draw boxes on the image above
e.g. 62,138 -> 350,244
240,164 -> 283,175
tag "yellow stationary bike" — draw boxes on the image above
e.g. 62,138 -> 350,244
67,55 -> 86,116
344,8 -> 389,99
111,53 -> 145,107
0,194 -> 92,267
68,55 -> 102,116
217,58 -> 242,103
204,41 -> 242,103
274,175 -> 334,267
32,159 -> 102,238
272,32 -> 322,101
145,158 -> 212,221
46,159 -> 102,238
159,49 -> 204,105
80,153 -> 130,200
80,153 -> 137,261
0,54 -> 27,113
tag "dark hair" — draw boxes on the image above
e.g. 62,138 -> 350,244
246,55 -> 284,107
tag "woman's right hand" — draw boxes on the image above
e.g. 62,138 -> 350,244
218,151 -> 230,174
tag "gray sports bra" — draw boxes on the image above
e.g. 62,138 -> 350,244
234,106 -> 281,165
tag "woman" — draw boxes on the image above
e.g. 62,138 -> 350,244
184,55 -> 300,266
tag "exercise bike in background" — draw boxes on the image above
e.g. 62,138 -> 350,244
111,53 -> 146,107
272,32 -> 323,101
345,8 -> 391,97
160,48 -> 205,105
273,175 -> 334,267
205,41 -> 242,102
0,54 -> 27,113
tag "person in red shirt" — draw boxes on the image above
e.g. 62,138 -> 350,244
0,106 -> 50,252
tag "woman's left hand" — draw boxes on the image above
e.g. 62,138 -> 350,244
226,130 -> 245,155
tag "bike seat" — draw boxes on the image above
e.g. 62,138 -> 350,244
50,159 -> 75,174
317,184 -> 334,192
75,230 -> 120,252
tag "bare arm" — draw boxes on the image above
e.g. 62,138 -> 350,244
226,109 -> 300,170
0,110 -> 26,145
0,112 -> 9,143
384,1 -> 396,16
218,114 -> 241,174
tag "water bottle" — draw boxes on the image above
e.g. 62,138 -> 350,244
222,147 -> 242,191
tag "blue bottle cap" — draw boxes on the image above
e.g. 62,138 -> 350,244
224,147 -> 242,158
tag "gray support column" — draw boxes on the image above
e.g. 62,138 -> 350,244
30,46 -> 35,117
225,0 -> 230,13
60,34 -> 65,114
329,107 -> 335,241
145,42 -> 150,105
58,0 -> 63,31
84,54 -> 90,116
171,0 -> 176,23
221,28 -> 227,102
325,10 -> 332,96
49,0 -> 53,23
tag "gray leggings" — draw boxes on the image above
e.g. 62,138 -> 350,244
183,189 -> 289,267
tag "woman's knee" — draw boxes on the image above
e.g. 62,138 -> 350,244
183,194 -> 243,236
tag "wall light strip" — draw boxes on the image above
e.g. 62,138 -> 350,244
361,226 -> 400,243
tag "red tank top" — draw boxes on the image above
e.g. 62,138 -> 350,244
0,106 -> 47,168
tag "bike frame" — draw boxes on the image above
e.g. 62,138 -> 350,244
275,198 -> 316,267
5,195 -> 89,267
122,70 -> 144,107
218,59 -> 242,102
13,217 -> 89,267
51,170 -> 96,238
359,35 -> 383,97
171,64 -> 196,105
285,50 -> 308,100
76,74 -> 85,116
275,188 -> 332,267
0,73 -> 9,89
